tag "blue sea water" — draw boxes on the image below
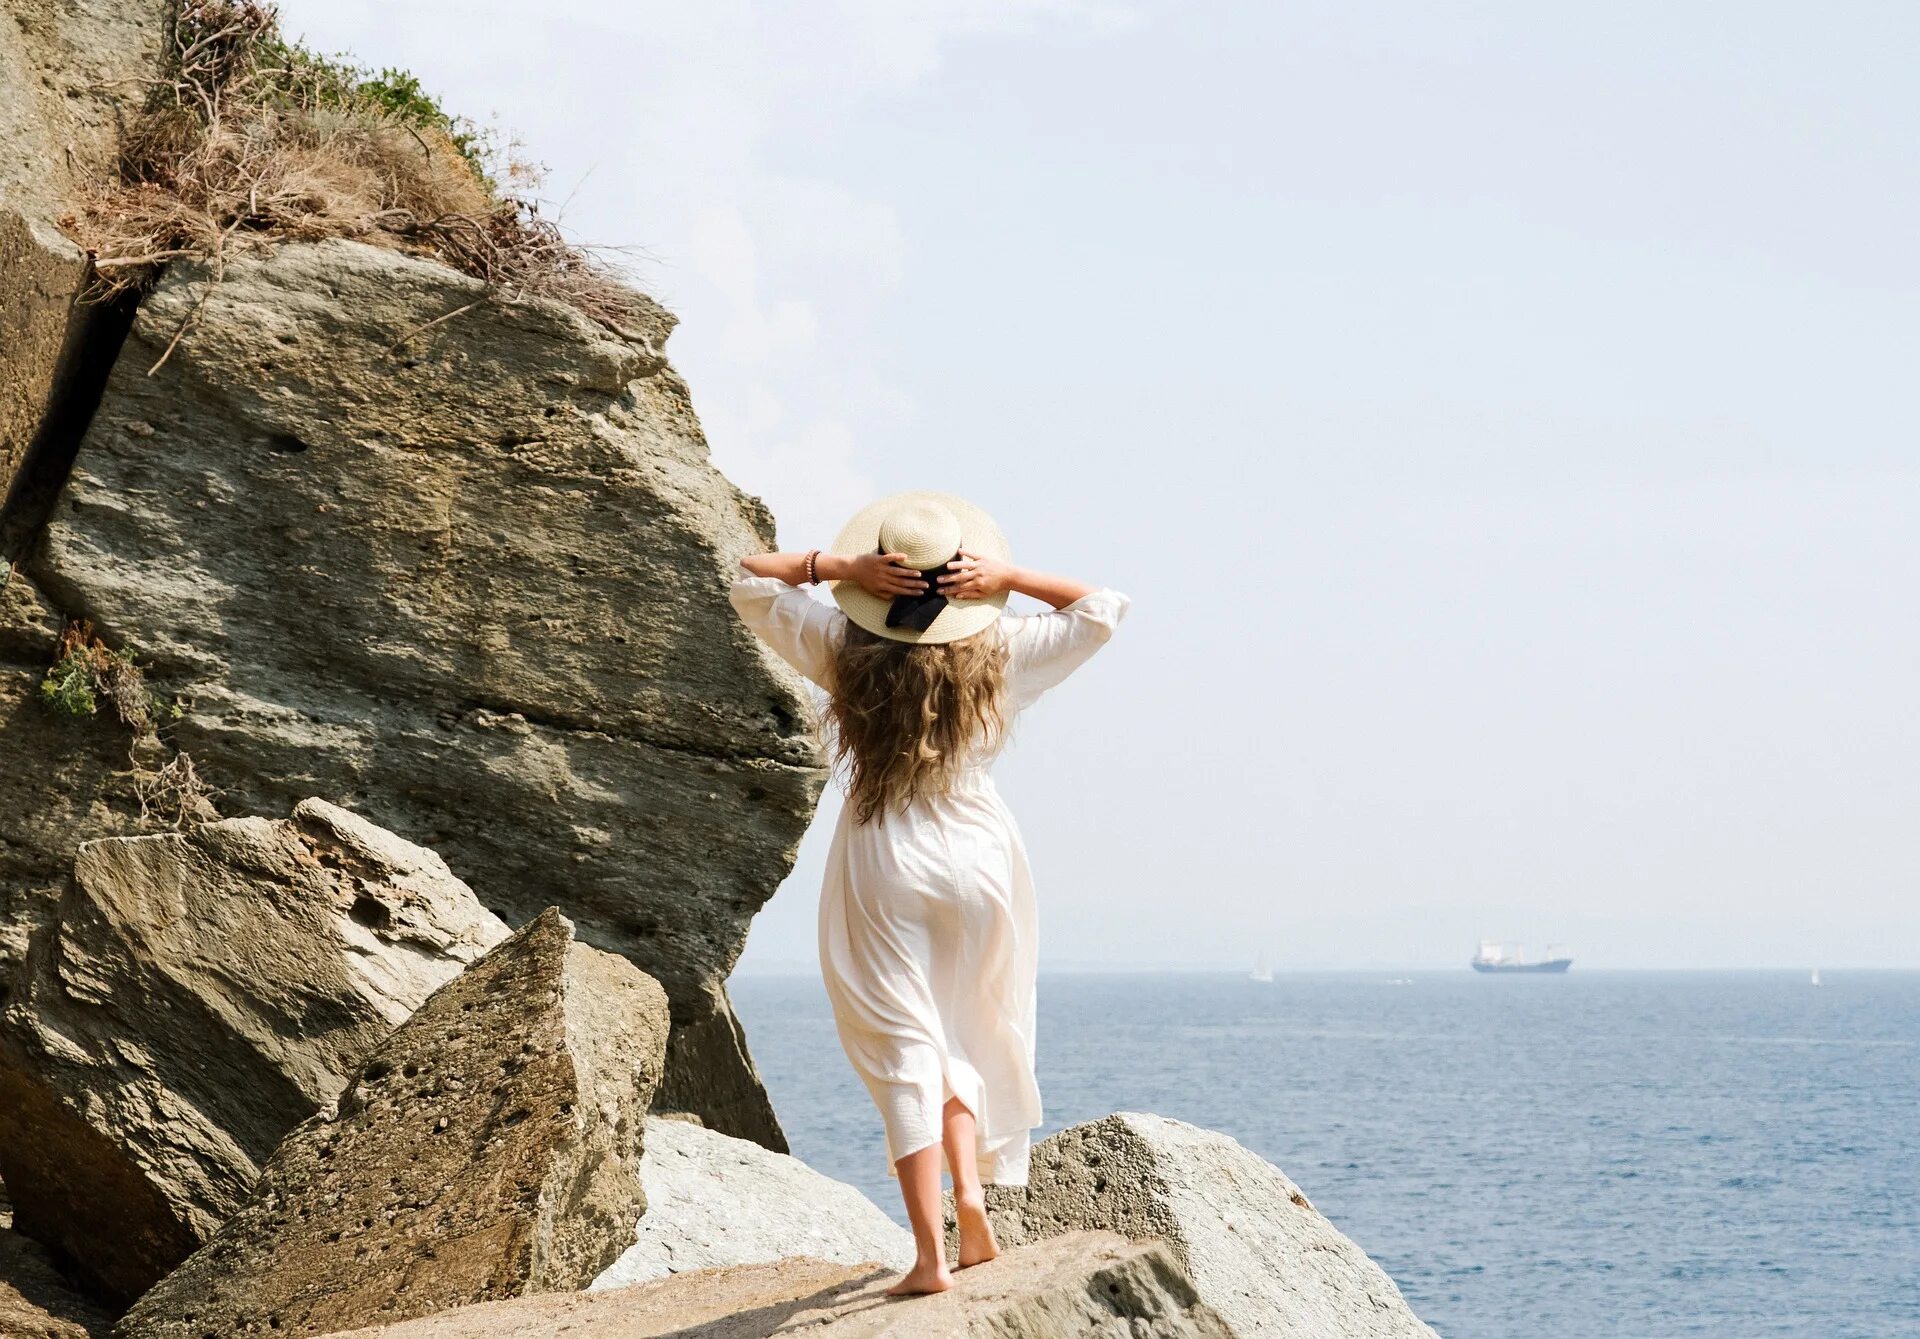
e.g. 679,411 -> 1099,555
731,970 -> 1920,1339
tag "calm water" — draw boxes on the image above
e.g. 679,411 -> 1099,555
731,970 -> 1920,1339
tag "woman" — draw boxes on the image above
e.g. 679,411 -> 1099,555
729,490 -> 1129,1295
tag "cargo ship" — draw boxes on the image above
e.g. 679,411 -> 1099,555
1470,940 -> 1572,974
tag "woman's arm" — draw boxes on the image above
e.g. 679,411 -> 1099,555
937,550 -> 1096,610
739,549 -> 928,598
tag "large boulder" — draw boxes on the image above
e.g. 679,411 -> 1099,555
6,237 -> 824,1146
119,908 -> 671,1339
0,0 -> 165,504
591,1116 -> 912,1288
955,1113 -> 1439,1339
0,799 -> 510,1298
313,1232 -> 1233,1339
0,798 -> 509,1302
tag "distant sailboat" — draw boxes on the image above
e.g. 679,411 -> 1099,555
1249,953 -> 1274,983
1810,968 -> 1821,987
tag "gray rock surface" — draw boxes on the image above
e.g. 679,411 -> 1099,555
953,1112 -> 1439,1339
0,0 -> 162,971
0,798 -> 509,1302
313,1232 -> 1233,1338
7,237 -> 824,1146
591,1116 -> 912,1289
0,0 -> 166,500
118,909 -> 671,1339
0,571 -> 149,979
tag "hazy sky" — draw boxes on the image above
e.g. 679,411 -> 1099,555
285,1 -> 1918,970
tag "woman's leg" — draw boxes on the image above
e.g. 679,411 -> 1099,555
943,1096 -> 1000,1268
886,1142 -> 954,1295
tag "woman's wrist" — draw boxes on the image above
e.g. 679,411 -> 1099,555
814,552 -> 851,582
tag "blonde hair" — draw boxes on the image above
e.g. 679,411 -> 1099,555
824,622 -> 1010,824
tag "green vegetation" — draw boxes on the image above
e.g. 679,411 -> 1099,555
39,645 -> 103,718
38,623 -> 180,732
39,620 -> 211,830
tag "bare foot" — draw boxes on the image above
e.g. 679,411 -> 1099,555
886,1260 -> 954,1296
954,1192 -> 1000,1269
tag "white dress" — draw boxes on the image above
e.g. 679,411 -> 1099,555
728,569 -> 1131,1185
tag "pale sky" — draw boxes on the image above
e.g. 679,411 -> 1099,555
285,1 -> 1918,970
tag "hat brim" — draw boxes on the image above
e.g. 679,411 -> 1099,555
830,490 -> 1010,645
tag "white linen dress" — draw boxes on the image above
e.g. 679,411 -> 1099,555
728,568 -> 1130,1185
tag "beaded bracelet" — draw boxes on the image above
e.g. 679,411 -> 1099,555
803,548 -> 820,584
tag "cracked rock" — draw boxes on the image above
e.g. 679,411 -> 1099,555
118,908 -> 670,1338
0,798 -> 508,1302
6,238 -> 825,1148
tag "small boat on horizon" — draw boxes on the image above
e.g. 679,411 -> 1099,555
1249,953 -> 1274,983
1470,940 -> 1573,974
1811,968 -> 1821,987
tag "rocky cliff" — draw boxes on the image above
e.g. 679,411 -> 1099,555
6,237 -> 825,1145
0,0 -> 826,1151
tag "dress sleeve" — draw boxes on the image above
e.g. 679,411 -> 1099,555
1002,588 -> 1131,710
728,564 -> 844,687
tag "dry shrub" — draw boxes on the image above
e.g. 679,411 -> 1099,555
71,0 -> 651,334
40,620 -> 219,831
134,750 -> 221,831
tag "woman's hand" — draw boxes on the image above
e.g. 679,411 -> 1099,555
937,549 -> 1015,601
839,550 -> 930,599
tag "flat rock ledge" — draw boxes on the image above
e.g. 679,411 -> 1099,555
591,1115 -> 913,1288
952,1112 -> 1438,1339
117,909 -> 670,1338
313,1231 -> 1233,1338
0,798 -> 508,1303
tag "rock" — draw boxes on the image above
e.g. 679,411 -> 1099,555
0,0 -> 166,502
0,1225 -> 112,1339
118,909 -> 671,1339
311,1232 -> 1233,1338
952,1112 -> 1439,1339
0,570 -> 147,980
6,237 -> 824,1146
591,1116 -> 912,1289
0,798 -> 509,1302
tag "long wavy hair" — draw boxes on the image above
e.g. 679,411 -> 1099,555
824,622 -> 1010,824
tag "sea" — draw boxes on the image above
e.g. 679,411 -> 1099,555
731,969 -> 1920,1339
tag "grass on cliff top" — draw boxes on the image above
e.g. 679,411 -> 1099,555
70,0 -> 650,336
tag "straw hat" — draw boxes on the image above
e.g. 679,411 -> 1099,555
829,490 -> 1011,644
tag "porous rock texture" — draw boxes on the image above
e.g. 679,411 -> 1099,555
6,237 -> 824,1147
314,1232 -> 1234,1339
0,0 -> 166,502
118,908 -> 671,1339
954,1112 -> 1439,1339
0,797 -> 509,1302
591,1115 -> 913,1289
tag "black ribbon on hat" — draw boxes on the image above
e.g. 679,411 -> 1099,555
880,545 -> 964,632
